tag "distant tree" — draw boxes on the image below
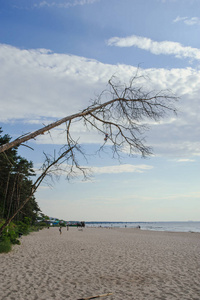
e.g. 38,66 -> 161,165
0,76 -> 178,234
40,214 -> 50,221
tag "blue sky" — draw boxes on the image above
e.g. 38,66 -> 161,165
1,0 -> 200,221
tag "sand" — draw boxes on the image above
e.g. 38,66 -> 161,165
0,227 -> 200,300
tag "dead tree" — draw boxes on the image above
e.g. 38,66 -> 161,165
0,76 -> 177,155
0,76 -> 178,234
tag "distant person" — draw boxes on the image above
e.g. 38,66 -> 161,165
59,227 -> 62,234
81,221 -> 85,228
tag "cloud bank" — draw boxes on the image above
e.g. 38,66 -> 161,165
1,44 -> 200,158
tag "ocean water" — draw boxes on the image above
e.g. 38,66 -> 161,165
86,221 -> 200,233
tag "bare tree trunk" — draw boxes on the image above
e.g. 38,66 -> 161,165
0,194 -> 33,236
0,99 -> 116,153
7,175 -> 17,220
2,173 -> 10,218
0,193 -> 33,235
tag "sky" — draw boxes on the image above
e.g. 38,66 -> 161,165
0,0 -> 200,222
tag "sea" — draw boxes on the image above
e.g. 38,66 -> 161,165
85,221 -> 200,233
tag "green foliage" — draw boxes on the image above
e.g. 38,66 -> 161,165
0,219 -> 48,253
35,221 -> 48,228
0,221 -> 20,251
15,221 -> 29,236
0,239 -> 12,253
40,213 -> 50,220
23,217 -> 31,226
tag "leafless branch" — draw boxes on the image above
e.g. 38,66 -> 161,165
0,76 -> 177,155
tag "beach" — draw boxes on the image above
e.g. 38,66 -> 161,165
0,227 -> 200,300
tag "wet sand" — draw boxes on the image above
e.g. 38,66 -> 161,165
0,227 -> 200,300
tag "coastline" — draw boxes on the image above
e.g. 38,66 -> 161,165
1,227 -> 200,299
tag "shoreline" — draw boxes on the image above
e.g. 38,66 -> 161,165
1,227 -> 200,299
85,221 -> 200,233
86,225 -> 200,235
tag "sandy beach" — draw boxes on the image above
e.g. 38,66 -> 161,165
0,227 -> 200,300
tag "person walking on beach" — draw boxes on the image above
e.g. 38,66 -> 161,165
59,227 -> 62,234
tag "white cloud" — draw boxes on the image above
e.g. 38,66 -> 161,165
176,159 -> 195,162
173,16 -> 188,23
34,0 -> 99,8
184,17 -> 200,26
91,164 -> 153,174
107,35 -> 200,60
173,16 -> 200,26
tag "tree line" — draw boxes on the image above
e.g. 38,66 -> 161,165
0,128 -> 40,225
